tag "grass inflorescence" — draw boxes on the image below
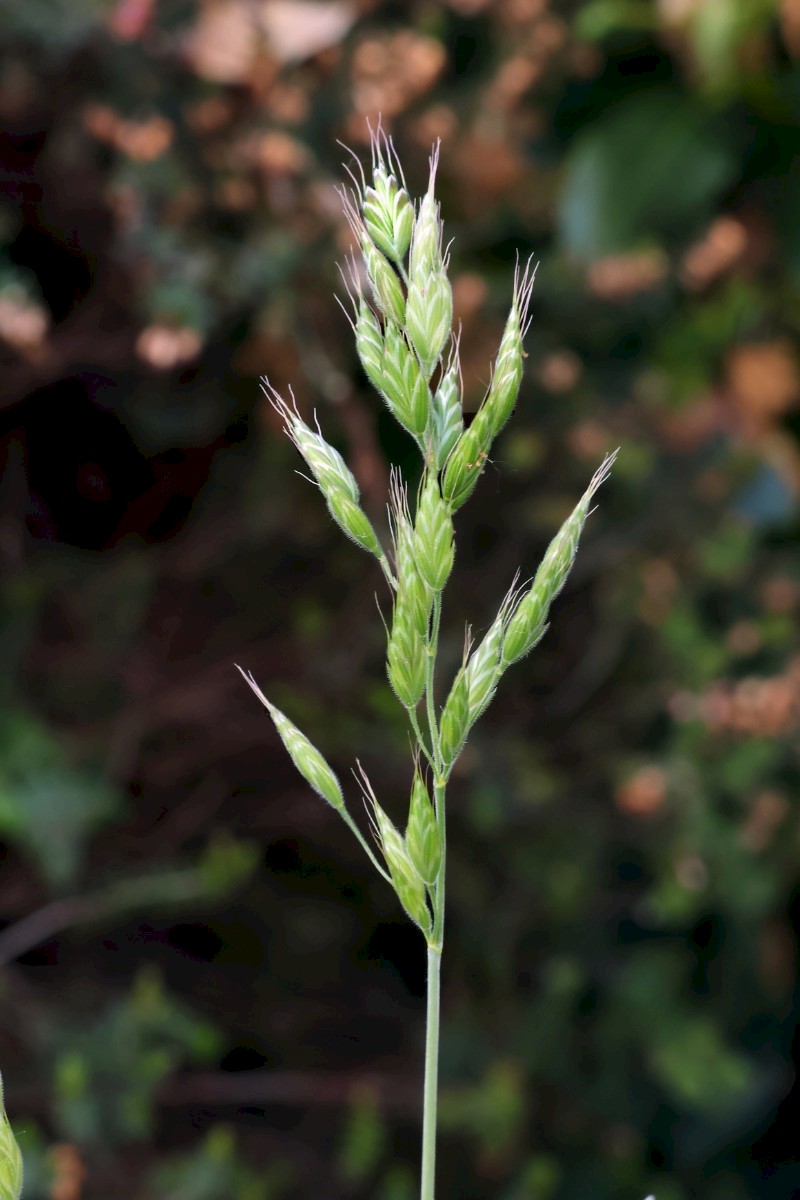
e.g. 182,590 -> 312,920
240,123 -> 615,1200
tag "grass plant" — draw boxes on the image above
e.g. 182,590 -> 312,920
241,128 -> 615,1200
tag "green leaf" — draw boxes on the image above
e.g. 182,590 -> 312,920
0,712 -> 122,888
560,91 -> 736,260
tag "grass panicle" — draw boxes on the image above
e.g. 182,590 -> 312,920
240,127 -> 616,1200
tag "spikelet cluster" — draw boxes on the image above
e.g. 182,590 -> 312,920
241,125 -> 615,942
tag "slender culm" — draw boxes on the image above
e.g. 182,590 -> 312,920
239,123 -> 615,1200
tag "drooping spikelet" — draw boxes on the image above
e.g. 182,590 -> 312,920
237,668 -> 344,811
263,382 -> 385,559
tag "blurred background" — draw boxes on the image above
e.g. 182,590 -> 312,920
1,0 -> 799,1197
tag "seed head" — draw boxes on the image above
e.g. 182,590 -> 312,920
381,322 -> 431,438
326,491 -> 384,557
264,383 -> 360,505
386,598 -> 427,709
502,452 -> 617,665
405,768 -> 441,885
360,232 -> 406,326
362,126 -> 415,263
409,142 -> 444,282
412,475 -> 454,592
406,267 -> 453,379
354,294 -> 387,397
482,258 -> 536,439
439,653 -> 470,768
389,473 -> 433,638
342,122 -> 415,265
464,581 -> 522,724
431,343 -> 463,470
238,668 -> 344,810
264,383 -> 384,559
441,424 -> 492,512
364,166 -> 415,263
0,1074 -> 23,1200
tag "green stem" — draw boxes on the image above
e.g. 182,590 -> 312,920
432,780 -> 446,945
338,808 -> 394,886
378,553 -> 398,592
420,567 -> 445,1199
421,778 -> 447,1200
420,942 -> 441,1200
409,707 -> 436,770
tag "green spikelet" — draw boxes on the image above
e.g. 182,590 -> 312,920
390,473 -> 433,639
361,774 -> 431,935
439,660 -> 469,768
265,384 -> 361,506
237,669 -> 344,810
413,475 -> 454,592
361,123 -> 415,263
364,168 -> 414,264
481,260 -> 536,440
381,322 -> 431,438
386,600 -> 427,709
409,143 -> 443,282
405,770 -> 441,885
326,491 -> 384,557
464,615 -> 504,726
431,356 -> 463,470
0,1074 -> 23,1200
361,233 -> 406,327
265,383 -> 384,561
441,424 -> 491,512
355,296 -> 387,396
406,268 -> 453,379
502,453 -> 617,665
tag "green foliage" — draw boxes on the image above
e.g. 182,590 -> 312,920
560,92 -> 736,260
142,1125 -> 292,1200
0,712 -> 122,887
338,1089 -> 387,1185
53,967 -> 221,1145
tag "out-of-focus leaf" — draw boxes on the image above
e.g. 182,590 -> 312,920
686,0 -> 776,98
338,1088 -> 386,1184
649,1018 -> 752,1112
574,0 -> 655,42
0,713 -> 122,888
53,967 -> 222,1145
560,92 -> 736,260
143,1123 -> 293,1199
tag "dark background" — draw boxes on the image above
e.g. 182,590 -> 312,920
1,1 -> 799,1197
